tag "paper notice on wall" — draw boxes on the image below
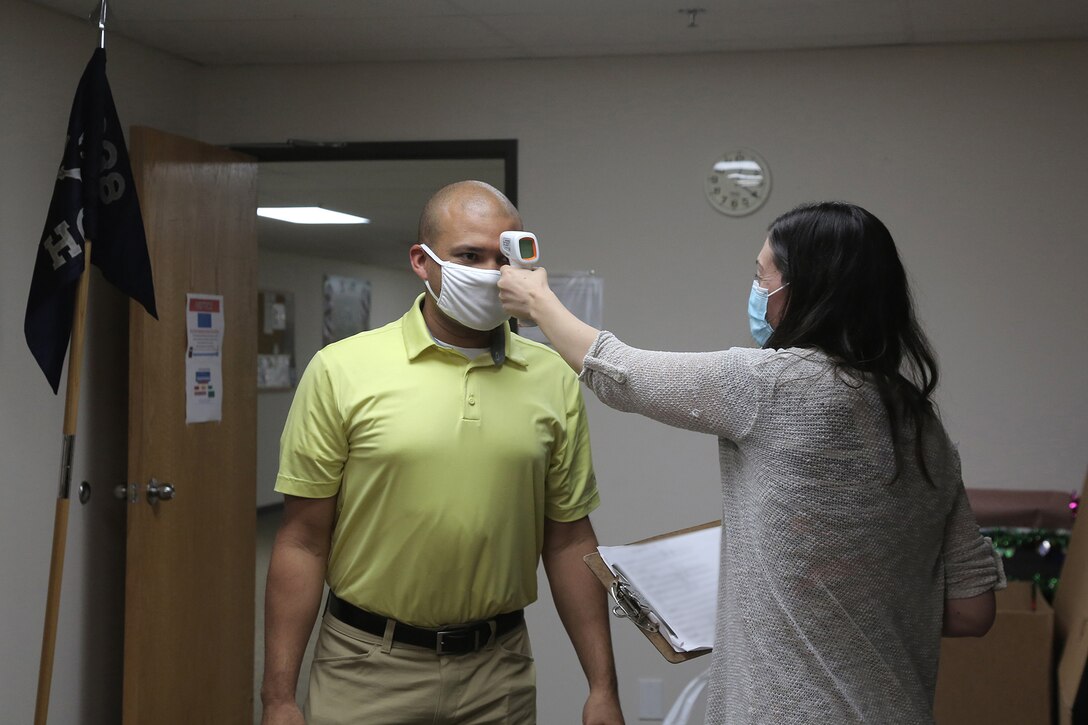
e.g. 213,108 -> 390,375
186,293 -> 224,424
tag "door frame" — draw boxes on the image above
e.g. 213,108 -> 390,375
228,139 -> 519,206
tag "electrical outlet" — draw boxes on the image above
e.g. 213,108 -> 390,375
638,677 -> 664,721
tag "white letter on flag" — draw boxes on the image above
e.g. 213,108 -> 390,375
43,221 -> 83,270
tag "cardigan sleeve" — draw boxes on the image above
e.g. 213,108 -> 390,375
579,331 -> 762,442
942,457 -> 1007,599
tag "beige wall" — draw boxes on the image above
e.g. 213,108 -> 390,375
199,42 -> 1088,722
199,43 -> 1088,499
2,0 -> 1085,719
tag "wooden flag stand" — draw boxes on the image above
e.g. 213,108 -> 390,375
33,237 -> 93,725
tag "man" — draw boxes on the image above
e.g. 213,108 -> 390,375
261,180 -> 624,725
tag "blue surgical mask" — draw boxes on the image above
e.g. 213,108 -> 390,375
748,280 -> 788,347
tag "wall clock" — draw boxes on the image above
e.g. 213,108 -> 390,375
705,149 -> 771,216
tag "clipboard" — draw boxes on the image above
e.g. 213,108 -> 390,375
584,520 -> 720,663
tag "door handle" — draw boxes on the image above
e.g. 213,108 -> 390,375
146,478 -> 176,504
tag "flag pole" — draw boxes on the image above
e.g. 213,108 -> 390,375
34,241 -> 93,725
34,8 -> 106,723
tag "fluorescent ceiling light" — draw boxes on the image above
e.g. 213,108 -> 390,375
257,206 -> 370,224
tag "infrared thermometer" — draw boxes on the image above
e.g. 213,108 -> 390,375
500,231 -> 540,269
499,231 -> 541,327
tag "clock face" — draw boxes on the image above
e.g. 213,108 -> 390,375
705,149 -> 771,217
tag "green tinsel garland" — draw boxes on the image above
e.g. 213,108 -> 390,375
984,527 -> 1071,602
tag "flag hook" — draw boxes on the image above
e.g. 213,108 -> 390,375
89,0 -> 108,48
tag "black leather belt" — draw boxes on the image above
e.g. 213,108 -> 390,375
327,592 -> 524,655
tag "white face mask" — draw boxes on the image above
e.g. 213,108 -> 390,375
420,244 -> 510,331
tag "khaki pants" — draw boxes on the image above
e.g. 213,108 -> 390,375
304,610 -> 537,724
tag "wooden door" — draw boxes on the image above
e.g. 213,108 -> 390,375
124,127 -> 258,724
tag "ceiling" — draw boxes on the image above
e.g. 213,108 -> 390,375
29,0 -> 1088,66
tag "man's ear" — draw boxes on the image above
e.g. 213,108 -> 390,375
409,244 -> 430,283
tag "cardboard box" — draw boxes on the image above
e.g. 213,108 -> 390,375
934,581 -> 1053,724
935,473 -> 1088,725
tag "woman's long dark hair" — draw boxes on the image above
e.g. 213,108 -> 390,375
765,201 -> 939,483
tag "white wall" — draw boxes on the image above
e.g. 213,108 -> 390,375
199,42 -> 1088,723
256,250 -> 422,507
0,1 -> 200,722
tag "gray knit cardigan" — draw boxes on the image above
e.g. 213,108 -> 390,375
580,332 -> 1005,725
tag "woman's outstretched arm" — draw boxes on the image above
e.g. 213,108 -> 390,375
499,266 -> 599,372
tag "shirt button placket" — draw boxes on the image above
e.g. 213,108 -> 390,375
463,366 -> 480,421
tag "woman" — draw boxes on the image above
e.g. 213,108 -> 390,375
498,202 -> 1004,724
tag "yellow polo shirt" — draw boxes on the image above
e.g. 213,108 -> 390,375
275,295 -> 599,627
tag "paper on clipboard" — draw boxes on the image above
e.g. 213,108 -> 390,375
598,525 -> 721,652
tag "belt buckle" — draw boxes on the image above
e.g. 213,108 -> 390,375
435,628 -> 479,655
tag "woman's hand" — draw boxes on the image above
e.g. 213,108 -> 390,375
499,265 -> 601,373
498,265 -> 552,322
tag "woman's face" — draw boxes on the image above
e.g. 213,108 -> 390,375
756,238 -> 789,328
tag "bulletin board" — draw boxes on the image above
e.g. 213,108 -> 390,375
257,290 -> 295,390
322,275 -> 371,347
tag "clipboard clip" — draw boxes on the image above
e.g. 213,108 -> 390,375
609,580 -> 659,633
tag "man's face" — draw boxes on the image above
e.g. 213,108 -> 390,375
414,205 -> 520,298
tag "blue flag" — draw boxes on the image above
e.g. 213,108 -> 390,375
25,48 -> 157,393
